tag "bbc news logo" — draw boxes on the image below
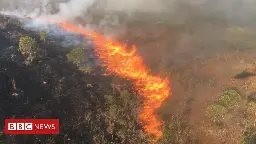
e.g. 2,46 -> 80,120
4,119 -> 59,134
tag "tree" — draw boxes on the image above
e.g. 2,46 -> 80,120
18,36 -> 38,64
66,48 -> 88,65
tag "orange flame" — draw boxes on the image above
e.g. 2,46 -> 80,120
37,19 -> 171,140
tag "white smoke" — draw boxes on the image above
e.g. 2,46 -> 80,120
0,0 -> 176,21
0,0 -> 256,21
1,0 -> 256,48
45,0 -> 96,21
0,0 -> 97,21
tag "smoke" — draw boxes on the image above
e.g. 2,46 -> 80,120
0,0 -> 172,37
2,0 -> 256,120
1,0 -> 256,58
0,0 -> 96,20
48,0 -> 96,21
0,0 -> 256,24
0,0 -> 172,20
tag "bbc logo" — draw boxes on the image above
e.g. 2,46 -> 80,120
8,123 -> 33,130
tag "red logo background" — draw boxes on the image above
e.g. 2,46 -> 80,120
4,119 -> 59,134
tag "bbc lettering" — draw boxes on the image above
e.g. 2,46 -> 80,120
4,119 -> 59,134
8,123 -> 56,130
34,124 -> 56,130
8,123 -> 33,130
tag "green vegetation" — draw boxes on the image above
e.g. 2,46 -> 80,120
66,48 -> 88,65
79,66 -> 93,74
247,102 -> 256,114
205,89 -> 241,123
244,126 -> 256,144
19,36 -> 37,55
205,104 -> 228,122
246,102 -> 256,127
104,90 -> 150,143
66,48 -> 94,74
81,89 -> 151,143
218,89 -> 241,108
160,121 -> 187,143
158,116 -> 198,144
205,88 -> 256,143
18,36 -> 38,63
40,31 -> 46,42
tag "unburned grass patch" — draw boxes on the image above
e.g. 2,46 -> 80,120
205,104 -> 228,123
246,101 -> 256,126
218,88 -> 241,109
66,47 -> 88,65
205,88 -> 242,123
247,102 -> 256,113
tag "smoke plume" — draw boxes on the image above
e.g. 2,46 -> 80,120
1,0 -> 256,63
0,0 -> 256,24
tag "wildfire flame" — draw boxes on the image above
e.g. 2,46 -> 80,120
37,18 -> 171,140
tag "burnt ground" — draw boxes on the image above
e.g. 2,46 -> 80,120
0,15 -> 118,143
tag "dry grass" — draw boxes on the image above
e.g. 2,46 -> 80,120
203,87 -> 256,143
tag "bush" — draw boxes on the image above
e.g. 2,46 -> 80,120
40,31 -> 46,42
205,104 -> 228,122
79,66 -> 93,74
247,102 -> 256,112
218,89 -> 241,109
18,36 -> 38,63
247,102 -> 256,118
205,89 -> 241,123
66,48 -> 88,65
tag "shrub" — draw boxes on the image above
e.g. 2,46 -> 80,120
218,89 -> 241,109
18,36 -> 38,63
247,102 -> 256,112
40,31 -> 46,42
205,104 -> 228,122
247,102 -> 256,118
66,48 -> 88,65
79,66 -> 93,74
205,89 -> 241,123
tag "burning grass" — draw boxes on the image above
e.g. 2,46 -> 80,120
33,18 -> 171,140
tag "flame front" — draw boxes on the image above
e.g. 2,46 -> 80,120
39,19 -> 171,140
